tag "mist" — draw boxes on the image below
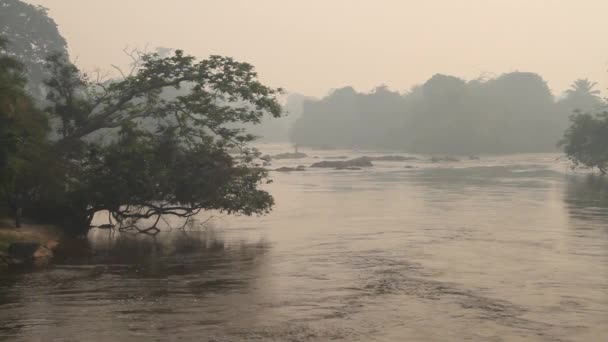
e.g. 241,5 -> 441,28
24,0 -> 608,98
1,1 -> 608,341
290,73 -> 604,153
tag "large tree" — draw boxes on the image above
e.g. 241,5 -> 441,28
30,50 -> 283,233
0,37 -> 49,223
0,0 -> 68,100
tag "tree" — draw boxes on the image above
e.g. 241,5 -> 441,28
566,79 -> 601,98
0,37 -> 49,225
0,0 -> 69,100
559,79 -> 603,114
37,50 -> 283,233
560,111 -> 608,175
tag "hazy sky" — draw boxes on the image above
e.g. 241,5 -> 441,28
26,0 -> 608,97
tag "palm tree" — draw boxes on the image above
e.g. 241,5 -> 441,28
561,79 -> 603,113
566,79 -> 601,98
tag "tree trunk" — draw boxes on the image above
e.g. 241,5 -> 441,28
15,207 -> 22,228
62,208 -> 97,236
12,193 -> 23,228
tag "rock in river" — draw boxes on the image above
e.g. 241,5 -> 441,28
335,166 -> 362,170
272,152 -> 308,159
311,157 -> 373,168
274,165 -> 307,172
430,156 -> 460,163
366,155 -> 418,161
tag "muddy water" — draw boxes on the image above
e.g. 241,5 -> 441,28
0,146 -> 607,341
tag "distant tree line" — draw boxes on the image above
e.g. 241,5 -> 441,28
239,93 -> 316,143
290,74 -> 605,154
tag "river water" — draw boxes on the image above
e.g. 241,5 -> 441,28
1,144 -> 607,341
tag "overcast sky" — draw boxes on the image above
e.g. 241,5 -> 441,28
26,0 -> 608,97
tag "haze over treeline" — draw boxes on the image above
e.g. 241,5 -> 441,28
2,0 -> 607,155
290,74 -> 605,153
22,0 -> 608,99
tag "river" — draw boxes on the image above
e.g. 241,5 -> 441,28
1,144 -> 607,341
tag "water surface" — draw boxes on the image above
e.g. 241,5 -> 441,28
1,145 -> 607,341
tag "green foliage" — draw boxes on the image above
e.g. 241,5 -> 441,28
35,49 -> 282,231
0,37 -> 49,214
560,111 -> 608,174
44,53 -> 89,138
1,26 -> 282,231
79,125 -> 273,223
0,0 -> 68,100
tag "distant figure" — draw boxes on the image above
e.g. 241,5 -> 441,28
9,192 -> 24,228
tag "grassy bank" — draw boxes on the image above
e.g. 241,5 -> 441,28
0,219 -> 61,254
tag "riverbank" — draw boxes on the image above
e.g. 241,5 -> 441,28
0,219 -> 61,266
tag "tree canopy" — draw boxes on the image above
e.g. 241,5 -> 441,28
0,37 -> 49,215
1,42 -> 283,233
560,111 -> 608,175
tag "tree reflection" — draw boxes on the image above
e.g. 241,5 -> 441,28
79,228 -> 271,280
564,175 -> 608,223
0,227 -> 273,341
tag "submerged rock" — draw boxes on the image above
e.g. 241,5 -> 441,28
311,157 -> 373,168
272,152 -> 308,159
274,165 -> 307,172
430,156 -> 460,163
366,155 -> 418,161
325,156 -> 349,160
468,155 -> 481,160
335,166 -> 362,170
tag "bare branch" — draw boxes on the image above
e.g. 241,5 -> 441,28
110,64 -> 126,79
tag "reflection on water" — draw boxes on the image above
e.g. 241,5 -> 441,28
0,230 -> 273,341
565,175 -> 608,221
0,148 -> 607,341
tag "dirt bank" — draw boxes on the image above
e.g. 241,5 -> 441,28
0,219 -> 62,265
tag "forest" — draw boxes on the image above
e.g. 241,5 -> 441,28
290,75 -> 605,153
